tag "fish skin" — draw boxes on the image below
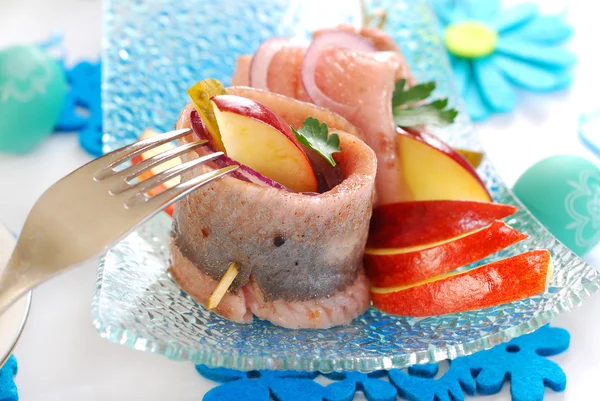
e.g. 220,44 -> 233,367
170,242 -> 253,323
171,239 -> 370,328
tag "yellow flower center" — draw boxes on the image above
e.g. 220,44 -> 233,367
444,21 -> 498,59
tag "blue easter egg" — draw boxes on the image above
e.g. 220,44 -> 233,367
0,45 -> 67,153
513,155 -> 600,255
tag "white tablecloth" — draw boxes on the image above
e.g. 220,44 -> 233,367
1,0 -> 599,399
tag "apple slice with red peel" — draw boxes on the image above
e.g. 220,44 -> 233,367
211,94 -> 318,193
365,220 -> 528,287
397,127 -> 492,202
368,200 -> 518,249
131,128 -> 182,216
371,249 -> 552,317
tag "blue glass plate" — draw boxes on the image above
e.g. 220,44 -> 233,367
97,0 -> 600,372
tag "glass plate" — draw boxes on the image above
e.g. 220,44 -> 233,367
98,0 -> 600,372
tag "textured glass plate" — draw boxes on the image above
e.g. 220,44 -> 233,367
98,0 -> 600,372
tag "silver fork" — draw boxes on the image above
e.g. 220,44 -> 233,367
0,128 -> 237,314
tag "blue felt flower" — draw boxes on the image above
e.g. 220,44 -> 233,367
430,0 -> 575,121
55,61 -> 103,156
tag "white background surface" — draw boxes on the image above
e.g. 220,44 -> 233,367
1,0 -> 600,399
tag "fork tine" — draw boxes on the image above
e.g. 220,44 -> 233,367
137,165 -> 239,212
95,128 -> 193,180
124,151 -> 225,199
119,139 -> 208,184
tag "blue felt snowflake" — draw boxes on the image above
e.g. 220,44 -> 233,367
430,0 -> 575,121
196,366 -> 322,401
0,356 -> 18,401
323,371 -> 397,401
390,325 -> 569,401
458,324 -> 569,401
388,360 -> 475,401
55,61 -> 103,156
197,325 -> 569,401
197,366 -> 399,401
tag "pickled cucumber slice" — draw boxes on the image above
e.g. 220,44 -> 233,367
187,78 -> 227,152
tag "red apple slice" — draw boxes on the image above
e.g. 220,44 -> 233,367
365,220 -> 528,287
131,128 -> 181,216
371,249 -> 552,317
367,200 -> 518,249
397,128 -> 492,202
211,95 -> 318,193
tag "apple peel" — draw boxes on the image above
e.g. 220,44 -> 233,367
365,220 -> 528,287
368,200 -> 518,249
371,249 -> 553,317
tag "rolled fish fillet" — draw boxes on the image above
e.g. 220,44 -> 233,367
232,25 -> 414,205
170,89 -> 377,329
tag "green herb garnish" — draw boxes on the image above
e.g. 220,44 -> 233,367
291,117 -> 342,167
392,79 -> 458,127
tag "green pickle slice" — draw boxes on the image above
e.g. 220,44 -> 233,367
187,78 -> 227,152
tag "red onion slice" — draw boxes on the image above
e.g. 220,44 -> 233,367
190,110 -> 291,191
301,31 -> 376,115
249,37 -> 291,90
189,110 -> 218,150
213,154 -> 291,191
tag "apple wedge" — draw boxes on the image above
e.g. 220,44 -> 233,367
367,200 -> 518,249
397,128 -> 491,202
211,95 -> 318,193
365,220 -> 527,287
131,128 -> 181,216
455,148 -> 484,168
371,249 -> 552,317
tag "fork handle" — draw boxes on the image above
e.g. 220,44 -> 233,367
0,240 -> 73,315
0,257 -> 33,315
0,244 -> 44,314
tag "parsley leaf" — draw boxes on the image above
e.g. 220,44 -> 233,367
392,79 -> 435,109
394,99 -> 459,127
291,117 -> 342,167
392,80 -> 458,127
